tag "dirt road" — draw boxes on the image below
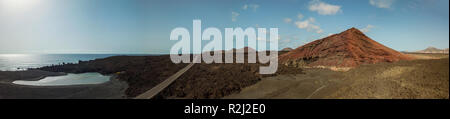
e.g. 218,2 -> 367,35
135,56 -> 199,99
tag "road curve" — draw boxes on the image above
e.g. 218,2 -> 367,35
134,56 -> 199,99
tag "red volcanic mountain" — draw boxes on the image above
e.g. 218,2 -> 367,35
279,28 -> 413,68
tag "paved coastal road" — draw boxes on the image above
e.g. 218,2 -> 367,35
135,56 -> 199,99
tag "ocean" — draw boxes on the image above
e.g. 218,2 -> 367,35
0,54 -> 120,71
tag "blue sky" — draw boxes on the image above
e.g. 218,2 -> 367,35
0,0 -> 448,54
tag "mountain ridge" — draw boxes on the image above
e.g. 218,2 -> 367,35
279,27 -> 413,68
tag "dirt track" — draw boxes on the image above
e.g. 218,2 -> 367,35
224,69 -> 347,99
135,56 -> 198,99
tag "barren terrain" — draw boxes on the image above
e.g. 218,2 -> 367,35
226,54 -> 448,99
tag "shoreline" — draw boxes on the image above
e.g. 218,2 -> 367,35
5,72 -> 120,88
1,53 -> 301,99
0,55 -> 184,99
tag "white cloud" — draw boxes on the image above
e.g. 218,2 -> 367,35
242,4 -> 248,10
361,24 -> 375,32
297,13 -> 304,19
234,4 -> 259,22
309,0 -> 342,15
310,24 -> 319,29
231,11 -> 239,22
249,4 -> 259,11
308,24 -> 320,31
316,29 -> 323,34
295,20 -> 310,29
294,17 -> 323,34
307,24 -> 322,33
307,17 -> 316,23
243,4 -> 259,11
284,18 -> 292,23
369,0 -> 395,9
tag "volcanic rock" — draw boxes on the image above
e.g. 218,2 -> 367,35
279,27 -> 413,68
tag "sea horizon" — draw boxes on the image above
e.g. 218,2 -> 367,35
0,53 -> 164,71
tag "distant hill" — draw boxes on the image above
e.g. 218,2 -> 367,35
279,28 -> 413,68
281,47 -> 293,52
229,47 -> 257,53
416,47 -> 449,54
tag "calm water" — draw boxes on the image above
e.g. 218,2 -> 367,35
12,73 -> 110,86
0,54 -> 119,71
